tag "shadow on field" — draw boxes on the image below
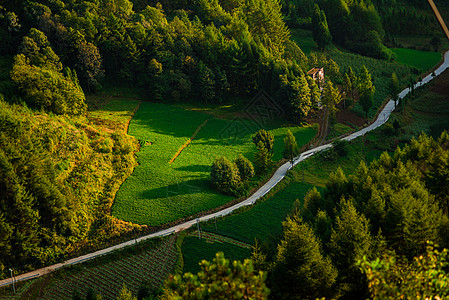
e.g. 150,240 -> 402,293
140,178 -> 211,199
175,164 -> 211,173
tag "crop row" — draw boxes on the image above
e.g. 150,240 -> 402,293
41,237 -> 177,299
198,231 -> 252,249
181,236 -> 252,274
202,182 -> 315,244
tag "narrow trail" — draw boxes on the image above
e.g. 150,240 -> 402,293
169,118 -> 210,164
317,107 -> 330,146
2,50 -> 449,290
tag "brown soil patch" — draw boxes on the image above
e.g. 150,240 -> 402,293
430,68 -> 449,97
336,109 -> 366,128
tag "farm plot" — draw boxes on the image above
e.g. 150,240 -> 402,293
113,101 -> 317,226
40,237 -> 177,300
202,182 -> 315,245
392,48 -> 442,71
182,235 -> 251,274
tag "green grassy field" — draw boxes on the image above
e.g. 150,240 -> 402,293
112,101 -> 318,226
392,48 -> 442,71
203,181 -> 315,244
182,236 -> 251,274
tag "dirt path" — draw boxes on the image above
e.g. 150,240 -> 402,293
316,107 -> 329,146
2,50 -> 449,291
169,118 -> 211,164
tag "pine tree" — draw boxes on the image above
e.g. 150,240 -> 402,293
271,216 -> 338,299
389,72 -> 400,107
254,141 -> 272,175
289,73 -> 312,122
329,198 -> 373,298
312,4 -> 332,50
252,129 -> 274,155
162,252 -> 269,299
322,80 -> 341,114
283,130 -> 299,164
234,154 -> 255,181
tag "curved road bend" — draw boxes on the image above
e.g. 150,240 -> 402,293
2,50 -> 449,289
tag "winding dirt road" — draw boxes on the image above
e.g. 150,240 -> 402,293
2,50 -> 449,289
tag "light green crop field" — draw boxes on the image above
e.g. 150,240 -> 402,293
182,236 -> 251,274
202,181 -> 315,245
112,101 -> 317,226
392,48 -> 442,71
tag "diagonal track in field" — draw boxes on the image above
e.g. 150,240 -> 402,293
168,118 -> 211,164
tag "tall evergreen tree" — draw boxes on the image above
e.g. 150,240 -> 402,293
271,216 -> 338,300
312,4 -> 332,50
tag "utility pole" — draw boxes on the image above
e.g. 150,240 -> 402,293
9,268 -> 15,294
196,218 -> 201,239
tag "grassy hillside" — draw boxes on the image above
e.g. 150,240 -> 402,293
112,101 -> 317,226
0,95 -> 141,276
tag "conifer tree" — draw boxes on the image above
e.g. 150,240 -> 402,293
271,216 -> 338,299
283,129 -> 299,164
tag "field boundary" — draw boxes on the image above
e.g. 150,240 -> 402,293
169,118 -> 211,164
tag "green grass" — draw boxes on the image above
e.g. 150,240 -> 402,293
329,50 -> 412,118
327,122 -> 353,140
112,101 -> 317,226
290,28 -> 317,54
203,181 -> 315,245
182,236 -> 251,274
392,48 -> 442,71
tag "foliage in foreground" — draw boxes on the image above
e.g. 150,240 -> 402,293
360,243 -> 449,300
161,252 -> 269,299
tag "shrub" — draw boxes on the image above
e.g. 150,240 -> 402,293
210,156 -> 241,196
234,154 -> 255,181
252,129 -> 274,154
333,139 -> 349,157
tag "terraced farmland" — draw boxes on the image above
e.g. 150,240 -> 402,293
112,101 -> 317,226
40,237 -> 177,300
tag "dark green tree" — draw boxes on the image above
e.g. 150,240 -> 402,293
210,156 -> 241,195
329,198 -> 373,298
312,4 -> 332,50
389,72 -> 400,108
234,154 -> 255,181
283,130 -> 299,164
254,141 -> 272,175
271,216 -> 338,299
252,129 -> 274,155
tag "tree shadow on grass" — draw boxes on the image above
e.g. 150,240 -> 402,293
174,164 -> 211,173
140,178 -> 213,200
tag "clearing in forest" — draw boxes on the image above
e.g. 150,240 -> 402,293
112,101 -> 317,226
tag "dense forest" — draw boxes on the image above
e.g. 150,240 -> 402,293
266,132 -> 449,299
